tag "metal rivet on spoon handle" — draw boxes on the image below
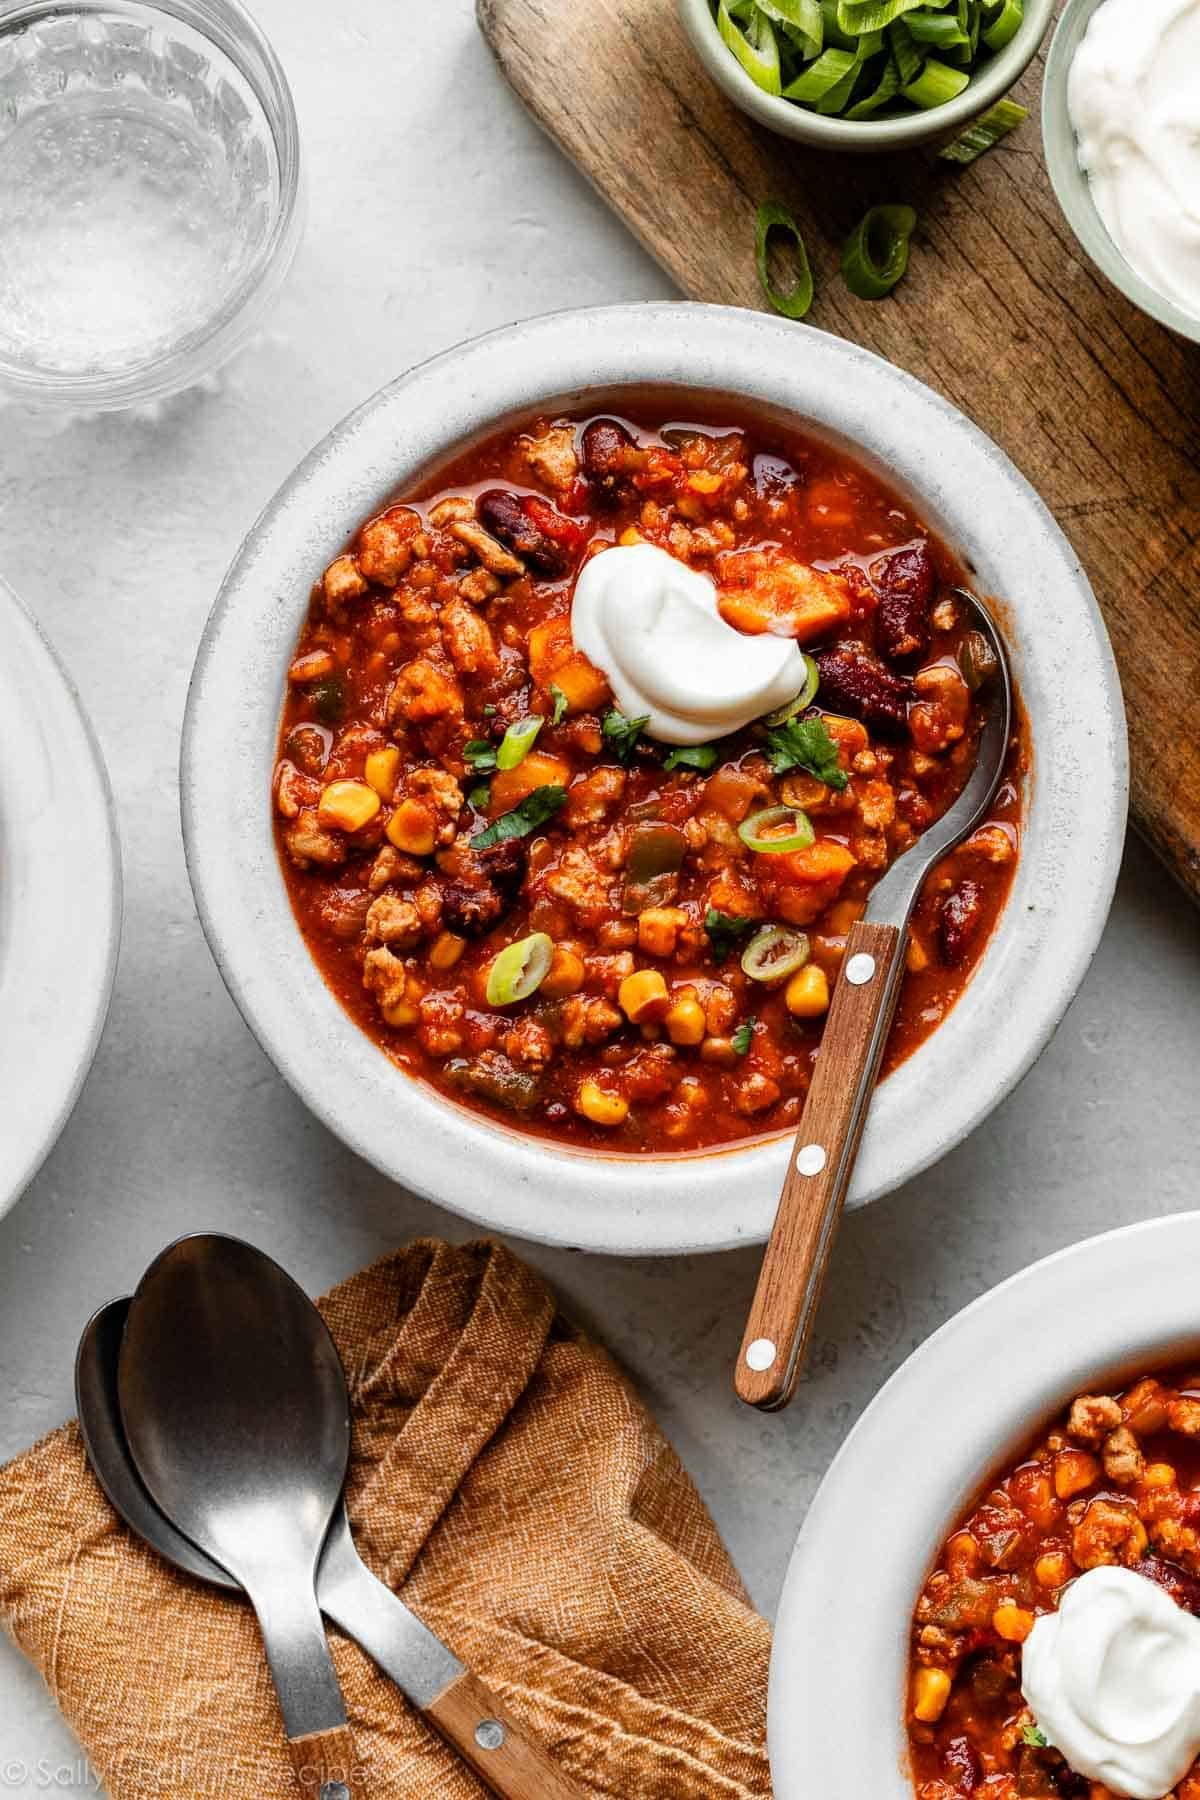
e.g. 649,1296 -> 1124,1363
736,590 -> 1013,1411
117,1236 -> 361,1796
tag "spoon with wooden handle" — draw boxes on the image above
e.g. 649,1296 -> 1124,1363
736,591 -> 1013,1412
109,1242 -> 581,1799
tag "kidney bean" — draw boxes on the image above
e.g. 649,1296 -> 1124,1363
1137,1552 -> 1200,1615
439,839 -> 527,937
941,1736 -> 982,1793
812,645 -> 912,736
477,489 -> 570,577
940,877 -> 985,965
872,541 -> 935,663
581,418 -> 641,500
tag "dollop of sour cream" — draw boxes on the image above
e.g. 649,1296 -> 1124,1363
1067,0 -> 1200,320
570,543 -> 808,746
1022,1566 -> 1200,1798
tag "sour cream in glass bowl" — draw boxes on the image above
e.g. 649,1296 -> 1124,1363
1042,0 -> 1200,343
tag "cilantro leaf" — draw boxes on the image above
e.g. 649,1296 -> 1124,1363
467,781 -> 492,812
705,908 -> 757,961
1020,1725 -> 1047,1749
732,1017 -> 757,1057
549,683 -> 569,726
470,784 -> 567,850
663,743 -> 720,773
602,707 -> 651,765
464,738 -> 498,775
763,714 -> 849,790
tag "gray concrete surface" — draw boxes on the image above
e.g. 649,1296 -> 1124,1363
0,0 -> 1196,1786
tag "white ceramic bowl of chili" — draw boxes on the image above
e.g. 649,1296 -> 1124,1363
769,1212 -> 1200,1796
0,578 -> 123,1218
180,303 -> 1127,1255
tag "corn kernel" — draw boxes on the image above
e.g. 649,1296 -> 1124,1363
618,526 -> 646,546
1054,1448 -> 1100,1500
906,935 -> 931,974
1143,1462 -> 1177,1489
687,469 -> 723,495
1034,1551 -> 1074,1589
541,946 -> 586,998
618,969 -> 670,1024
785,964 -> 830,1018
575,1081 -> 629,1127
318,779 -> 381,833
387,798 -> 436,856
381,997 -> 419,1027
664,991 -> 707,1047
638,906 -> 687,958
945,1531 -> 979,1579
992,1602 -> 1035,1643
428,931 -> 465,972
365,746 -> 401,799
911,1667 -> 952,1724
699,1036 -> 738,1067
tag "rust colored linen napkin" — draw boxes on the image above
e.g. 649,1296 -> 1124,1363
0,1239 -> 772,1798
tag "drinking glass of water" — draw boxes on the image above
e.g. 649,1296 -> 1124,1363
0,0 -> 301,409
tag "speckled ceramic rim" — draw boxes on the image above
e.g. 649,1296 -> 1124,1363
181,302 -> 1127,1256
769,1212 -> 1200,1796
677,0 -> 1056,151
1041,0 -> 1200,346
0,579 -> 123,1218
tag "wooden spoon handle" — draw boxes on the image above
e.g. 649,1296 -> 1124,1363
736,919 -> 907,1412
425,1669 -> 582,1798
287,1723 -> 362,1797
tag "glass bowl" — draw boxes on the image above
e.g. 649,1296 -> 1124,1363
1042,0 -> 1200,346
0,0 -> 302,409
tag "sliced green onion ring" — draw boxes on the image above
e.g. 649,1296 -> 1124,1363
755,200 -> 814,320
738,804 -> 816,853
718,0 -> 783,92
841,204 -> 918,300
763,654 -> 820,726
901,56 -> 970,104
496,714 -> 543,771
783,44 -> 856,100
938,96 -> 1027,162
981,0 -> 1022,49
741,924 -> 812,982
486,932 -> 554,1006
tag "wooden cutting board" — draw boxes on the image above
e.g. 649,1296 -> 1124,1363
478,0 -> 1200,901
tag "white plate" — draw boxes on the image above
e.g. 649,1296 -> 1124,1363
0,580 -> 122,1217
181,303 -> 1127,1255
769,1213 -> 1200,1797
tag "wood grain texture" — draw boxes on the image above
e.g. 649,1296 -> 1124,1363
425,1669 -> 583,1798
736,920 -> 906,1411
479,0 -> 1200,898
286,1723 -> 361,1796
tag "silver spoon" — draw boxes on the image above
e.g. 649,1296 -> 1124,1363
119,1234 -> 361,1797
736,590 -> 1014,1411
111,1239 -> 581,1800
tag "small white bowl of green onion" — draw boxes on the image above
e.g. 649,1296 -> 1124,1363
678,0 -> 1055,151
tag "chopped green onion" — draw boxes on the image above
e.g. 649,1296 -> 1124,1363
938,96 -> 1028,163
549,683 -> 569,725
732,1017 -> 757,1056
470,785 -> 567,849
715,0 -> 1016,118
841,204 -> 918,300
981,0 -> 1022,49
486,932 -> 554,1006
718,0 -> 783,91
741,924 -> 812,981
738,804 -> 816,853
755,200 -> 814,321
901,57 -> 970,104
496,714 -> 543,770
763,655 -> 820,726
602,707 -> 651,764
663,743 -> 721,772
705,908 -> 758,960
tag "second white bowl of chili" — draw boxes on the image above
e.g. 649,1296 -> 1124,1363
181,303 -> 1126,1254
